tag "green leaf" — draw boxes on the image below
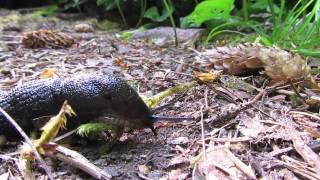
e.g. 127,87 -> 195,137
181,0 -> 234,27
251,0 -> 280,13
96,0 -> 116,11
251,0 -> 269,10
96,0 -> 107,6
77,123 -> 112,137
31,5 -> 59,19
144,4 -> 173,22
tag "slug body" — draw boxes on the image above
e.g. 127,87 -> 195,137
0,73 -> 153,137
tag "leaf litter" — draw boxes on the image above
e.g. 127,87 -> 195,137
0,10 -> 320,180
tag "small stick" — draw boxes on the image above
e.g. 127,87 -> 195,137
273,159 -> 320,179
46,143 -> 112,179
285,116 -> 320,176
199,106 -> 208,179
225,149 -> 256,179
0,107 -> 54,180
199,136 -> 252,143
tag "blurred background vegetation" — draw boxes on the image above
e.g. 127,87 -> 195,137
1,0 -> 319,56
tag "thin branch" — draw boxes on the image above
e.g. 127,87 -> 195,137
0,107 -> 54,180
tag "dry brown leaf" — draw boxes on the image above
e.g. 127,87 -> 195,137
305,127 -> 320,138
201,44 -> 264,75
239,115 -> 263,138
246,46 -> 310,82
193,71 -> 221,82
22,29 -> 75,49
168,169 -> 188,180
167,155 -> 189,169
191,146 -> 249,179
39,68 -> 58,79
138,164 -> 150,174
113,57 -> 128,69
201,44 -> 319,89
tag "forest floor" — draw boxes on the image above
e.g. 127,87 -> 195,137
0,9 -> 320,180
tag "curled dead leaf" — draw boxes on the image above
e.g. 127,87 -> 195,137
193,71 -> 221,82
201,44 -> 320,90
113,56 -> 128,69
39,68 -> 58,79
138,164 -> 150,174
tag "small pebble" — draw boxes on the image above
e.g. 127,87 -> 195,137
74,24 -> 94,33
168,137 -> 189,145
138,164 -> 150,174
0,67 -> 10,75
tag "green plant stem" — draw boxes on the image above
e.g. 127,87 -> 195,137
267,0 -> 276,23
242,0 -> 248,22
115,0 -> 128,27
276,0 -> 285,26
295,48 -> 320,58
205,22 -> 241,43
163,0 -> 178,46
135,0 -> 147,28
206,30 -> 247,44
145,81 -> 197,108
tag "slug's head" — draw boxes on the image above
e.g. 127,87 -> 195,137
80,73 -> 193,135
93,74 -> 153,126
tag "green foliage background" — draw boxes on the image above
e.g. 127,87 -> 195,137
27,0 -> 320,56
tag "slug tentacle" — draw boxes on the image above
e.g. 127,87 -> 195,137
150,115 -> 194,122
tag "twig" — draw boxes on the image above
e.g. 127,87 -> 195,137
208,85 -> 266,125
225,149 -> 256,179
0,107 -> 54,180
137,173 -> 153,180
273,159 -> 320,179
289,111 -> 320,121
285,116 -> 320,176
46,143 -> 112,179
282,155 -> 316,173
199,106 -> 208,179
0,41 -> 20,45
200,136 -> 251,143
275,132 -> 318,158
53,128 -> 78,142
277,89 -> 320,102
268,147 -> 293,157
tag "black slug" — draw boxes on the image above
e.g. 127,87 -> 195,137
0,73 -> 191,137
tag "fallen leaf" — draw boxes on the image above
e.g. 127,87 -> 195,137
138,164 -> 150,174
191,146 -> 254,179
39,68 -> 58,79
113,56 -> 128,69
168,169 -> 188,180
168,137 -> 189,145
239,115 -> 263,138
193,71 -> 221,82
